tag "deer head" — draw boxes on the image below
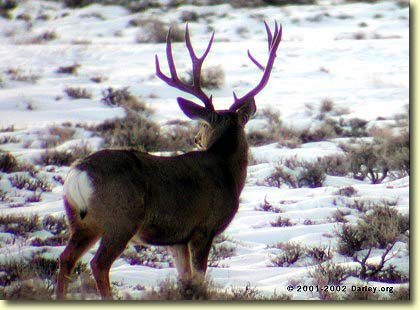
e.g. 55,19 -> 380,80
156,21 -> 282,151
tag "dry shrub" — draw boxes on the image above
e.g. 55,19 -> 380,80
64,87 -> 92,99
264,0 -> 316,4
56,63 -> 80,75
101,87 -> 147,113
183,65 -> 225,89
336,186 -> 357,197
337,204 -> 408,256
341,117 -> 369,137
344,141 -> 388,184
208,234 -> 236,267
309,262 -> 350,299
266,158 -> 326,188
374,128 -> 409,177
5,68 -> 40,83
0,151 -> 18,172
0,0 -> 17,19
247,109 -> 282,147
180,10 -> 200,22
0,253 -> 88,300
8,174 -> 52,192
0,135 -> 20,144
142,277 -> 289,300
94,90 -> 195,152
319,98 -> 334,115
270,216 -> 294,227
343,289 -> 379,300
255,197 -> 282,213
38,145 -> 92,166
318,155 -> 350,176
0,214 -> 41,237
135,19 -> 183,43
269,242 -> 304,267
389,286 -> 410,300
121,245 -> 174,269
94,112 -> 163,151
307,246 -> 333,264
41,125 -> 76,148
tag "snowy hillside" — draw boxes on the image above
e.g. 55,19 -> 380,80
0,0 -> 409,300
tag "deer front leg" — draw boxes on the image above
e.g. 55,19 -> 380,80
189,233 -> 214,283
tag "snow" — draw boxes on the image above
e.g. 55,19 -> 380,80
0,0 -> 409,300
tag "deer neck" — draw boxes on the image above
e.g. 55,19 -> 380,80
208,126 -> 249,193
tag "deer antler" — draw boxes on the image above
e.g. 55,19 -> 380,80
155,24 -> 215,110
230,21 -> 282,112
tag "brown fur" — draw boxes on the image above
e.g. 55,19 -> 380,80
56,112 -> 250,300
57,20 -> 281,299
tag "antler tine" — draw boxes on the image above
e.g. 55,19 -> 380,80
264,20 -> 273,50
165,28 -> 179,80
247,49 -> 265,71
185,24 -> 215,98
230,21 -> 282,112
155,25 -> 215,111
247,20 -> 281,72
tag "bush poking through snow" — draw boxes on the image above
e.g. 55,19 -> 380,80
0,252 -> 88,300
4,68 -> 40,83
41,125 -> 76,148
0,214 -> 42,237
255,196 -> 282,213
208,234 -> 236,267
247,109 -> 283,147
8,174 -> 52,192
121,245 -> 174,269
346,142 -> 388,184
336,186 -> 357,197
0,151 -> 19,172
56,63 -> 80,75
373,128 -> 409,177
180,10 -> 200,22
142,277 -> 290,300
101,87 -> 147,113
310,262 -> 349,286
38,145 -> 92,166
266,158 -> 326,188
0,0 -> 17,19
64,87 -> 92,99
337,203 -> 408,256
270,216 -> 294,227
183,65 -> 225,89
135,19 -> 183,43
307,246 -> 334,264
352,243 -> 408,283
42,215 -> 68,236
269,242 -> 304,267
93,92 -> 196,153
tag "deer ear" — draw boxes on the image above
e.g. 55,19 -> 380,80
236,98 -> 256,125
177,97 -> 213,122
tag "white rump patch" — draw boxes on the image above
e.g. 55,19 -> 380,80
64,168 -> 94,212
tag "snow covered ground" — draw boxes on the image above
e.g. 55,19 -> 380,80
0,0 -> 409,300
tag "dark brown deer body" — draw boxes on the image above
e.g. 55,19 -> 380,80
56,22 -> 282,300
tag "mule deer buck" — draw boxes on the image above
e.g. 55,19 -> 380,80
56,21 -> 282,300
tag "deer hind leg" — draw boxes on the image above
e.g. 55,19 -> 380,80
90,233 -> 132,300
56,227 -> 100,300
169,244 -> 192,283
